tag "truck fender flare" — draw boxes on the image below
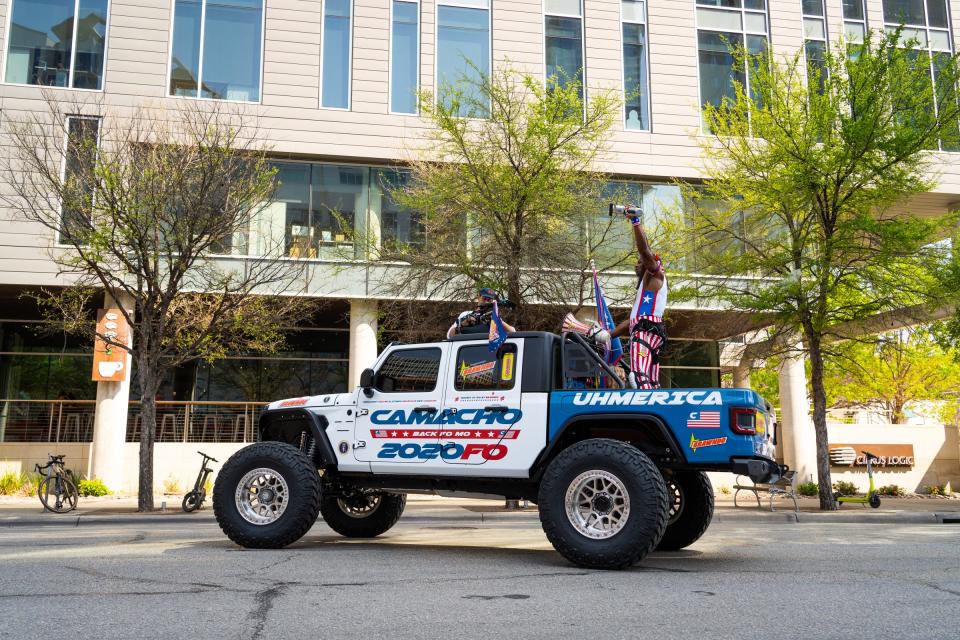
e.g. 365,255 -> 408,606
258,408 -> 337,466
530,413 -> 687,480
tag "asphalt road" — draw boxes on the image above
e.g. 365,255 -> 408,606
1,511 -> 958,640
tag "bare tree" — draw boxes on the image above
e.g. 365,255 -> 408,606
2,94 -> 312,510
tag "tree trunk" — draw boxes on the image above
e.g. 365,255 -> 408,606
137,354 -> 161,512
806,333 -> 836,511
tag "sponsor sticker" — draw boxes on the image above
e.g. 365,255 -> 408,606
689,434 -> 728,451
501,352 -> 515,381
371,429 -> 520,439
460,360 -> 496,378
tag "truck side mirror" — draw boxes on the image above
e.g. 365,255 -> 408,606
360,368 -> 376,397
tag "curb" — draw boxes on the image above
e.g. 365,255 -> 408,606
3,508 -> 957,528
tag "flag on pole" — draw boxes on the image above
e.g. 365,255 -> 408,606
593,262 -> 624,366
488,300 -> 508,353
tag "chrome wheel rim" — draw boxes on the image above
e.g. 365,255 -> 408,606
235,468 -> 289,525
667,480 -> 683,525
564,470 -> 630,539
337,493 -> 382,519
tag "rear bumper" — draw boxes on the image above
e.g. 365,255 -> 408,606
731,457 -> 782,484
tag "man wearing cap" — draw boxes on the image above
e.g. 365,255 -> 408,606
446,288 -> 517,338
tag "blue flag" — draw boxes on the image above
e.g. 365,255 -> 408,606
594,265 -> 624,366
488,300 -> 508,353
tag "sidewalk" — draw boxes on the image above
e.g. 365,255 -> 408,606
2,493 -> 958,527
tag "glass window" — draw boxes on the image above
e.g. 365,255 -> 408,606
60,117 -> 99,242
545,0 -> 583,100
883,0 -> 927,24
695,0 -> 768,123
842,0 -> 865,20
436,2 -> 490,117
373,169 -> 424,250
454,344 -> 516,391
322,0 -> 352,109
883,0 -> 957,151
311,164 -> 366,247
801,0 -> 828,92
4,0 -> 108,89
622,0 -> 649,130
169,0 -> 263,102
273,162 -> 312,258
376,348 -> 442,392
390,0 -> 419,113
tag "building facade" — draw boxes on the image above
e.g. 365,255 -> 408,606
1,0 -> 959,489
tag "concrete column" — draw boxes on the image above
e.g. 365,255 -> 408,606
90,291 -> 134,491
777,350 -> 818,483
732,364 -> 751,389
348,299 -> 379,390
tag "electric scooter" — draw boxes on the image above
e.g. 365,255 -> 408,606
182,451 -> 218,512
835,450 -> 881,508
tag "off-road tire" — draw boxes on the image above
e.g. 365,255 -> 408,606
213,442 -> 321,548
657,471 -> 714,551
538,438 -> 668,569
320,492 -> 406,537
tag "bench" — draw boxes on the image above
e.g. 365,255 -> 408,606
733,469 -> 799,512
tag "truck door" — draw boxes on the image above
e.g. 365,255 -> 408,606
354,344 -> 449,468
438,340 -> 524,467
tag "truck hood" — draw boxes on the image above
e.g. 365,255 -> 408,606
267,392 -> 356,411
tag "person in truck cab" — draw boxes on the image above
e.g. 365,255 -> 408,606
446,287 -> 517,338
595,206 -> 667,389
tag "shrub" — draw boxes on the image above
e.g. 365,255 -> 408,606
878,485 -> 905,497
924,484 -> 947,496
162,475 -> 181,494
0,471 -> 24,495
832,480 -> 859,496
18,472 -> 42,496
798,481 -> 818,497
77,478 -> 110,497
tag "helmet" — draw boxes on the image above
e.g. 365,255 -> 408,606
478,288 -> 499,301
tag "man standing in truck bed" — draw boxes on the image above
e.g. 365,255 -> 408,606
606,205 -> 667,389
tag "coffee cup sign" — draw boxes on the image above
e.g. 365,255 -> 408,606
828,443 -> 915,468
92,308 -> 130,382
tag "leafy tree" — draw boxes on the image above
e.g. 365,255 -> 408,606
362,63 -> 626,330
826,329 -> 960,423
2,95 -> 311,511
663,30 -> 960,509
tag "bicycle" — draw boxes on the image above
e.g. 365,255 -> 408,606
35,454 -> 79,513
182,451 -> 218,512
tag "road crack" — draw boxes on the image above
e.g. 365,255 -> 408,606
245,584 -> 286,640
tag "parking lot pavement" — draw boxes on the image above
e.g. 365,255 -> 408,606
1,501 -> 958,640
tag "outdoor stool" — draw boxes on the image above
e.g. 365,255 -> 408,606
159,414 -> 179,442
201,415 -> 220,442
234,414 -> 249,442
62,414 -> 82,442
733,469 -> 799,512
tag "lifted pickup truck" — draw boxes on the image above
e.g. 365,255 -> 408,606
213,331 -> 781,569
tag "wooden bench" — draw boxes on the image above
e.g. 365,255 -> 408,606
733,469 -> 799,512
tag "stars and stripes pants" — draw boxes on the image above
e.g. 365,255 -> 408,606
630,317 -> 665,390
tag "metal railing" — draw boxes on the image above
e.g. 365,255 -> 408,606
0,400 -> 268,443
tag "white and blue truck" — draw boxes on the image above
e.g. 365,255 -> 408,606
213,331 -> 781,569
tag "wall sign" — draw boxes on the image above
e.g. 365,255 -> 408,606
829,444 -> 915,468
92,308 -> 130,382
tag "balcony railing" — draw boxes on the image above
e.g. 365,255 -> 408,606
0,400 -> 268,443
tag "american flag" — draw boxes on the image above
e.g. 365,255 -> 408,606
687,411 -> 721,428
